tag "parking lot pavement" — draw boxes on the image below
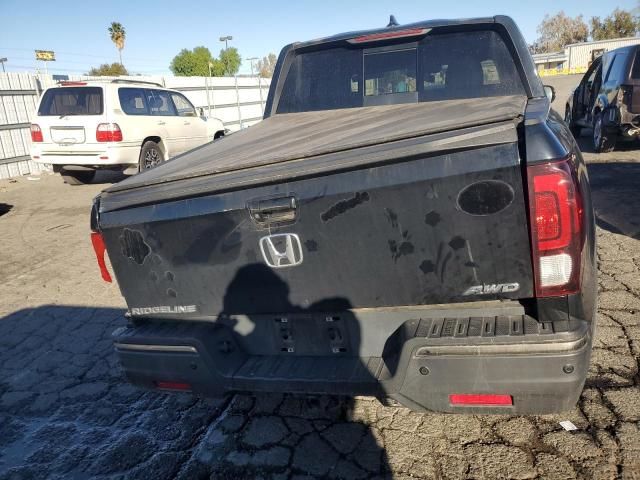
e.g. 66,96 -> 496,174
1,99 -> 639,479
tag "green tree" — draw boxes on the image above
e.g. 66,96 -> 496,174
590,8 -> 640,40
87,63 -> 128,76
533,12 -> 589,53
108,22 -> 126,66
170,46 -> 240,76
219,47 -> 241,76
170,46 -> 217,76
257,53 -> 277,78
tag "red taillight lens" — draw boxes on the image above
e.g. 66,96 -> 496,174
96,123 -> 122,142
449,394 -> 513,406
90,232 -> 112,282
30,124 -> 43,142
527,157 -> 583,297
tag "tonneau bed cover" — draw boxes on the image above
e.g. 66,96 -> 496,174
108,96 -> 526,188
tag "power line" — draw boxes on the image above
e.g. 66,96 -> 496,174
6,55 -> 170,68
0,47 -> 170,64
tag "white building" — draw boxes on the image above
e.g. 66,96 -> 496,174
533,36 -> 640,76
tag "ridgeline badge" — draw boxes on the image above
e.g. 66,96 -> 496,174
130,305 -> 197,316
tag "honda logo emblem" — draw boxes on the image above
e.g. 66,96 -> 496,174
259,233 -> 304,268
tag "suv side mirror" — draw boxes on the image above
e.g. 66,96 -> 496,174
543,85 -> 556,103
198,107 -> 206,118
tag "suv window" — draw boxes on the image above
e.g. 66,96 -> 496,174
118,88 -> 148,115
171,93 -> 197,117
38,87 -> 103,116
145,89 -> 176,116
276,29 -> 525,114
605,53 -> 628,83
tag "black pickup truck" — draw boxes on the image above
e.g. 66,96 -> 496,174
91,15 -> 597,414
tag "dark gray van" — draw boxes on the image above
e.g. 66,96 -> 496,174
565,45 -> 640,152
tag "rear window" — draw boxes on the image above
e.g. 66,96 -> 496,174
276,30 -> 525,114
38,87 -> 103,116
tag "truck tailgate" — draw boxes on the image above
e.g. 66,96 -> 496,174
98,113 -> 534,316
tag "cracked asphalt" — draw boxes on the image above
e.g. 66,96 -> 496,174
1,75 -> 639,479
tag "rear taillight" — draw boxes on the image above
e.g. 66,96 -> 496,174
96,123 -> 122,142
527,157 -> 583,297
30,124 -> 43,142
90,232 -> 112,282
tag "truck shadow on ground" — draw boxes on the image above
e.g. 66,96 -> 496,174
92,169 -> 128,184
586,161 -> 640,240
0,302 -> 390,478
0,203 -> 12,217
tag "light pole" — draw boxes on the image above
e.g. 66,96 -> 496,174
219,35 -> 232,51
247,57 -> 258,77
0,58 -> 7,73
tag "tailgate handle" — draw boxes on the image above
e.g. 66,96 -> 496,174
248,196 -> 297,226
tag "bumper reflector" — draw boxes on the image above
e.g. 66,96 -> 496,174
155,381 -> 192,391
449,394 -> 513,406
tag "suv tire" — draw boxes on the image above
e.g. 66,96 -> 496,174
139,141 -> 165,170
61,170 -> 96,185
593,112 -> 616,153
565,105 -> 581,138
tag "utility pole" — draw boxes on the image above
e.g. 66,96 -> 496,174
0,58 -> 6,73
219,36 -> 234,76
219,35 -> 233,51
247,57 -> 258,77
205,62 -> 213,117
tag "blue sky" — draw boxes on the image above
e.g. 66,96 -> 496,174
0,0 -> 637,76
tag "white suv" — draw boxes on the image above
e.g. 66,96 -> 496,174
30,80 -> 225,185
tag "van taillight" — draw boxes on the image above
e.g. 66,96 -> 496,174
619,85 -> 633,108
96,123 -> 122,142
527,157 -> 583,297
30,124 -> 43,142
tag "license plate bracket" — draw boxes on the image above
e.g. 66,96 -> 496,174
271,313 -> 350,355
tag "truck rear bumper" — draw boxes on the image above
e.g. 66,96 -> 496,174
112,308 -> 593,414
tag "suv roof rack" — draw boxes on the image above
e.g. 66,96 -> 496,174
111,79 -> 164,87
55,79 -> 165,87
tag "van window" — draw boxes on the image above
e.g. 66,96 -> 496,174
632,51 -> 640,79
605,54 -> 628,83
38,87 -> 103,116
119,88 -> 148,115
145,89 -> 176,116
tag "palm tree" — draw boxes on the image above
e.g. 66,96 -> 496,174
108,22 -> 126,66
